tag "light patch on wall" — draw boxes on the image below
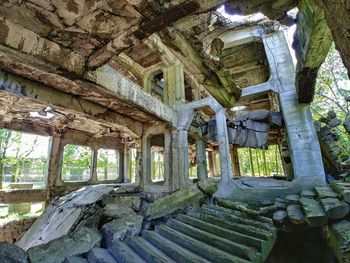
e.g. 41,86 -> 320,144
29,107 -> 55,120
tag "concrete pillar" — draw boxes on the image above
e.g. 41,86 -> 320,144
165,63 -> 185,109
280,91 -> 326,184
176,129 -> 191,187
123,144 -> 130,183
215,109 -> 232,184
208,151 -> 215,177
195,138 -> 208,181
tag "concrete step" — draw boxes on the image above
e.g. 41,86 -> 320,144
212,203 -> 273,224
167,218 -> 260,263
108,241 -> 146,263
201,205 -> 275,232
142,230 -> 210,263
126,236 -> 176,263
177,213 -> 268,261
188,210 -> 273,242
87,248 -> 117,263
156,224 -> 250,263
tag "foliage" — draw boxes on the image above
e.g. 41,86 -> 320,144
0,129 -> 48,189
312,43 -> 350,160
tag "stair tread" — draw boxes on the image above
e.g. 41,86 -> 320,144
201,205 -> 276,232
156,224 -> 250,263
127,236 -> 176,263
87,248 -> 117,263
188,210 -> 273,241
108,241 -> 146,263
143,230 -> 211,263
167,218 -> 261,262
177,214 -> 265,250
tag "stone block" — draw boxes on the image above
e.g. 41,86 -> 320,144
101,214 -> 143,248
145,184 -> 205,220
197,179 -> 219,195
0,242 -> 28,263
28,227 -> 101,263
299,198 -> 328,227
273,210 -> 288,225
320,198 -> 349,220
315,186 -> 338,199
287,205 -> 305,225
87,248 -> 117,263
328,220 -> 350,263
285,194 -> 300,205
64,256 -> 88,263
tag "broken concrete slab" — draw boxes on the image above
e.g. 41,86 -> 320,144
285,194 -> 300,205
273,210 -> 288,225
299,197 -> 328,227
17,185 -> 116,250
197,179 -> 219,195
101,194 -> 141,212
145,184 -> 205,220
101,214 -> 143,248
315,186 -> 338,199
287,205 -> 305,225
320,198 -> 349,220
0,242 -> 28,263
300,190 -> 316,199
28,227 -> 101,263
87,248 -> 117,263
327,220 -> 350,263
331,182 -> 350,203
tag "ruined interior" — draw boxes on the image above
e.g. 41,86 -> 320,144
0,0 -> 350,262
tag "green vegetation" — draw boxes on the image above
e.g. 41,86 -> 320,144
312,44 -> 350,161
61,144 -> 92,181
0,129 -> 48,189
238,145 -> 284,177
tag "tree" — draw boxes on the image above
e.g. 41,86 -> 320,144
0,129 -> 12,188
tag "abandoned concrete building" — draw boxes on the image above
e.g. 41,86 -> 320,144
0,0 -> 350,262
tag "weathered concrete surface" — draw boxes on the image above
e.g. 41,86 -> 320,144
0,242 -> 28,263
320,198 -> 349,220
287,205 -> 305,225
327,220 -> 350,263
101,213 -> 143,248
28,227 -> 101,263
293,0 -> 332,103
17,185 -> 116,250
145,184 -> 205,220
87,66 -> 177,126
299,197 -> 328,227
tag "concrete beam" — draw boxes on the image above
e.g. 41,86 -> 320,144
88,65 -> 177,127
0,69 -> 143,138
293,0 -> 332,103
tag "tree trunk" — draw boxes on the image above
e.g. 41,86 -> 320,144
0,131 -> 11,189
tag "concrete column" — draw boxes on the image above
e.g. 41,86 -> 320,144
195,138 -> 208,181
280,91 -> 326,184
177,129 -> 191,187
215,109 -> 232,184
123,144 -> 130,183
207,151 -> 215,177
165,63 -> 185,109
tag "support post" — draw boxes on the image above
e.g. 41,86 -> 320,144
176,129 -> 191,187
230,146 -> 240,177
215,109 -> 232,184
195,137 -> 208,181
208,151 -> 215,177
123,144 -> 131,183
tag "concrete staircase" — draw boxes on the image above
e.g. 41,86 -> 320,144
66,204 -> 277,263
